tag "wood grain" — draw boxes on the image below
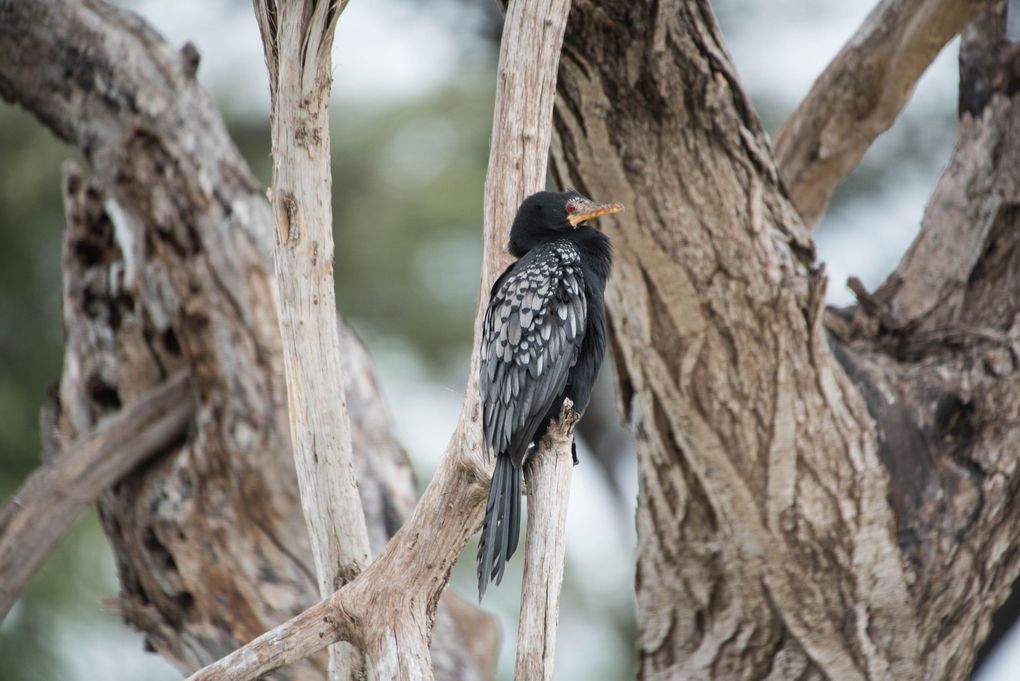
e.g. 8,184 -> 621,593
0,371 -> 192,620
254,2 -> 368,677
514,401 -> 578,681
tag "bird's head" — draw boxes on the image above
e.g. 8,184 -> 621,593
508,190 -> 623,257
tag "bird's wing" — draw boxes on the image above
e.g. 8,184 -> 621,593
480,242 -> 587,461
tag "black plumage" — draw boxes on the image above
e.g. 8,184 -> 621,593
476,190 -> 620,600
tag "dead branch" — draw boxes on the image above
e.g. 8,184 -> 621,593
1,1 -> 490,676
186,0 -> 573,678
515,400 -> 579,680
0,371 -> 192,619
774,0 -> 990,228
254,0 -> 368,677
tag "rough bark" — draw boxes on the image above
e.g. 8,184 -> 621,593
774,0 -> 991,228
0,0 -> 490,678
0,368 -> 192,620
551,0 -> 1020,679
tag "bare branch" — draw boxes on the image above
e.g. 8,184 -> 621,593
1,1 -> 491,676
774,0 -> 990,228
185,596 -> 352,681
256,1 -> 367,678
481,0 -> 574,287
0,371 -> 192,620
188,0 -> 573,677
515,401 -> 579,681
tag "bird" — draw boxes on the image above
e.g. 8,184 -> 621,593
476,189 -> 622,600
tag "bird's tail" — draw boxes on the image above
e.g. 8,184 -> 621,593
476,453 -> 522,601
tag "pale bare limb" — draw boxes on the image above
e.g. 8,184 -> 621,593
0,371 -> 192,620
515,400 -> 579,681
1,0 -> 490,676
774,0 -> 990,228
253,1 -> 368,678
188,0 -> 572,678
184,597 -> 351,681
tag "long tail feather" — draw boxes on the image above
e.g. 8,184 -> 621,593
477,454 -> 522,600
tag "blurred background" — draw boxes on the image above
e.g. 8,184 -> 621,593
0,0 -> 1014,679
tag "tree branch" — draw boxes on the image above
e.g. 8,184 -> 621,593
774,0 -> 990,228
255,0 -> 368,678
514,401 -> 579,681
0,371 -> 192,620
187,0 -> 573,677
1,1 -> 492,677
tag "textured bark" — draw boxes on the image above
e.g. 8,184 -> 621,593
551,1 -> 1019,679
0,368 -> 192,620
6,0 -> 1018,679
774,0 -> 991,228
0,0 -> 490,678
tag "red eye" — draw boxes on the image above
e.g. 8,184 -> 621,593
566,204 -> 575,213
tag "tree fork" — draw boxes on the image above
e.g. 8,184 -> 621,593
189,0 -> 573,676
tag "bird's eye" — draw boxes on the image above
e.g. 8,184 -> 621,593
566,203 -> 576,213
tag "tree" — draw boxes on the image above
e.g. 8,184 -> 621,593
1,0 -> 1018,679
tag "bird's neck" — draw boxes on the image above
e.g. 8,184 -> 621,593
568,227 -> 613,283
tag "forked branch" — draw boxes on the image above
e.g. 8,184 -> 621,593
775,0 -> 990,228
188,0 -> 573,678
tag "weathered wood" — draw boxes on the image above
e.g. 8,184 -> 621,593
550,0 -> 1020,679
514,401 -> 578,681
0,370 -> 192,620
830,8 -> 1020,678
774,0 -> 990,227
480,0 -> 573,289
254,1 -> 368,678
187,0 -> 573,678
0,1 -> 492,678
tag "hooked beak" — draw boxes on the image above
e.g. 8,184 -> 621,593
567,197 -> 625,226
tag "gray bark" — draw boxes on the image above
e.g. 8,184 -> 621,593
552,1 -> 1020,679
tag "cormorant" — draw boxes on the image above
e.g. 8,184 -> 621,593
476,189 -> 622,600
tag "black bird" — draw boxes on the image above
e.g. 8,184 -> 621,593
476,189 -> 621,600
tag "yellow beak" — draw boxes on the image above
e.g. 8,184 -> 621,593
567,200 -> 625,226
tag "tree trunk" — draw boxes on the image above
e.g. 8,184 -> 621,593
552,1 -> 1020,679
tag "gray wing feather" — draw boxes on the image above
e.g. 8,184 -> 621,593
479,243 -> 587,461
